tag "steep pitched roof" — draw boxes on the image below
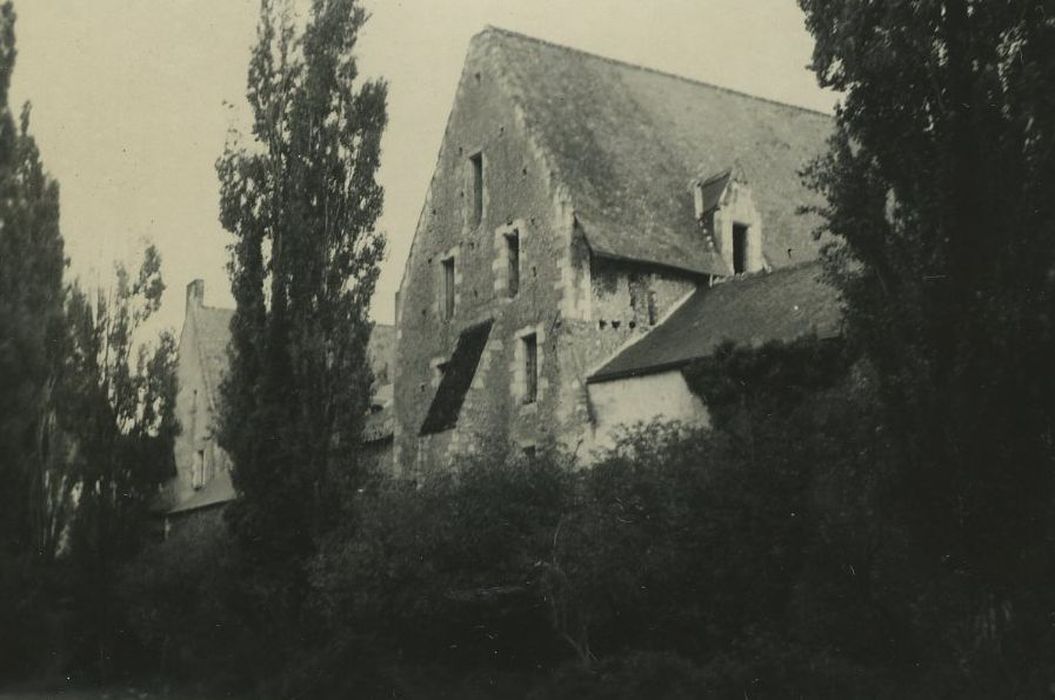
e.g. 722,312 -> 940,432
187,309 -> 395,410
478,27 -> 833,274
168,313 -> 395,516
589,263 -> 841,383
190,305 -> 235,411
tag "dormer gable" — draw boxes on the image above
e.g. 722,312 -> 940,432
693,166 -> 765,275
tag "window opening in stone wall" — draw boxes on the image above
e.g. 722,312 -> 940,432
647,290 -> 657,325
506,230 -> 520,297
523,333 -> 538,404
442,256 -> 455,318
469,152 -> 483,227
628,272 -> 640,312
732,223 -> 749,274
193,449 -> 205,489
522,444 -> 537,459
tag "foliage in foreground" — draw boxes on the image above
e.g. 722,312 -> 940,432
799,0 -> 1055,684
215,0 -> 388,670
125,337 -> 1043,698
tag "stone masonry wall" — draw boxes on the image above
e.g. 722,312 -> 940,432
165,297 -> 231,509
553,253 -> 698,454
393,38 -> 572,474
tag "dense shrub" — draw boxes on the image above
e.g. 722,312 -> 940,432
301,454 -> 572,695
107,339 -> 1055,697
118,515 -> 251,690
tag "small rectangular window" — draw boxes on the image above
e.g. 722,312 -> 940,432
522,444 -> 537,459
469,152 -> 483,227
193,449 -> 205,489
523,333 -> 538,404
442,256 -> 455,318
506,231 -> 520,297
732,223 -> 749,274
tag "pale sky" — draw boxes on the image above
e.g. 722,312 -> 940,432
9,0 -> 837,331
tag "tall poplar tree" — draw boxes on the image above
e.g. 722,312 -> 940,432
800,0 -> 1055,678
216,0 -> 387,639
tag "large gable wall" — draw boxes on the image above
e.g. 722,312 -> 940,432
393,37 -> 576,473
165,303 -> 231,511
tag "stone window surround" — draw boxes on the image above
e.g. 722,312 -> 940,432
192,448 -> 206,490
709,180 -> 765,276
435,244 -> 462,321
492,219 -> 528,301
511,323 -> 547,412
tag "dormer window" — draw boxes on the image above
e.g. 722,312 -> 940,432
693,167 -> 764,276
732,223 -> 749,274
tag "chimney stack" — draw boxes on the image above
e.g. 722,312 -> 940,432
186,279 -> 205,312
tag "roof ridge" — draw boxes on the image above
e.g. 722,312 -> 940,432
709,259 -> 827,293
477,25 -> 833,119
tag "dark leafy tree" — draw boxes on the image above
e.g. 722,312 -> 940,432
0,2 -> 70,680
800,0 -> 1055,685
215,0 -> 387,665
0,0 -> 66,568
63,246 -> 178,680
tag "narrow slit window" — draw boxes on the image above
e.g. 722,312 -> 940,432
469,152 -> 483,227
523,333 -> 538,404
193,449 -> 205,489
732,223 -> 749,274
506,231 -> 520,297
442,256 -> 455,318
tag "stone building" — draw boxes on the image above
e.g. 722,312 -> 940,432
159,279 -> 394,533
392,28 -> 839,473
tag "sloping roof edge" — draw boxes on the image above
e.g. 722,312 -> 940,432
588,262 -> 841,383
166,470 -> 235,516
478,26 -> 833,119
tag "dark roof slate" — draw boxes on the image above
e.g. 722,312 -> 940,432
420,319 -> 493,436
589,263 -> 841,382
479,27 -> 833,274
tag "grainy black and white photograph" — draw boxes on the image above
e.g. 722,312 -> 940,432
2,0 -> 1054,697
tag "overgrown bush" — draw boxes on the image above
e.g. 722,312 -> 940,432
118,515 -> 251,690
110,335 -> 1055,696
301,453 -> 572,695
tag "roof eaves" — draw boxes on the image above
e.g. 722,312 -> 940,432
577,215 -> 727,277
588,357 -> 692,384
